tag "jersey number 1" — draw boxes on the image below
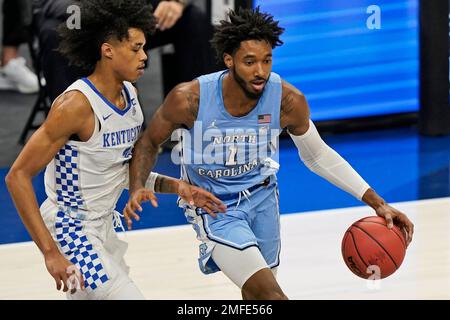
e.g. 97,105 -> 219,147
226,146 -> 238,166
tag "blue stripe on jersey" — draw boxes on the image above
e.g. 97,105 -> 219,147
81,77 -> 132,116
55,144 -> 85,209
55,211 -> 109,290
181,70 -> 282,196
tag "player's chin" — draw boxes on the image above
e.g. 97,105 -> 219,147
250,82 -> 266,93
137,67 -> 145,77
248,85 -> 264,98
127,71 -> 144,83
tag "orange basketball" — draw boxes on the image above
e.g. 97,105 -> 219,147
341,216 -> 406,279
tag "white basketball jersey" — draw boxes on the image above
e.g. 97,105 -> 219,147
44,78 -> 144,218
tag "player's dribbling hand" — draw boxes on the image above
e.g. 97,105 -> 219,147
375,204 -> 414,247
123,188 -> 158,230
177,181 -> 227,218
44,251 -> 85,294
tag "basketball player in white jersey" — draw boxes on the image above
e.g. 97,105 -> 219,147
124,7 -> 414,299
5,0 -> 225,300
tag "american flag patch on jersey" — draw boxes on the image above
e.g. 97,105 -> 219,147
258,114 -> 271,124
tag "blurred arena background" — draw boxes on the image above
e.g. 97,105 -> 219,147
0,0 -> 448,299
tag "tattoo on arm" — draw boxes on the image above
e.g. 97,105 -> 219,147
129,137 -> 159,194
154,175 -> 164,193
186,91 -> 199,120
281,91 -> 296,118
154,175 -> 178,194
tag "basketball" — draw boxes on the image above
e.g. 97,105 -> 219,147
342,216 -> 406,279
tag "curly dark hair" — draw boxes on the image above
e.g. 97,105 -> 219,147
210,6 -> 285,60
58,0 -> 156,75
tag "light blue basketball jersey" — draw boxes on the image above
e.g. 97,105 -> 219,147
180,70 -> 282,196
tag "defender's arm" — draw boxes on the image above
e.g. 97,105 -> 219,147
5,91 -> 92,291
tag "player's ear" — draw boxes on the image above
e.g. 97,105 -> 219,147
101,42 -> 114,60
223,53 -> 233,69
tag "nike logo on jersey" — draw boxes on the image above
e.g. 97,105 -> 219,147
103,113 -> 113,121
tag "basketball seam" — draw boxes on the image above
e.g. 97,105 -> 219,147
341,231 -> 350,258
357,221 -> 406,249
348,230 -> 369,269
342,231 -> 352,263
352,225 -> 399,270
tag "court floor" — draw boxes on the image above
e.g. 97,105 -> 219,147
1,197 -> 448,300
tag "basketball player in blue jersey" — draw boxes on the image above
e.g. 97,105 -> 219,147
125,7 -> 414,299
5,0 -> 224,300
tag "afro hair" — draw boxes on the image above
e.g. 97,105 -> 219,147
58,0 -> 156,75
210,6 -> 285,60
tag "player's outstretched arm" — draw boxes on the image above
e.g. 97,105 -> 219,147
128,81 -> 199,195
4,92 -> 90,292
123,173 -> 226,229
125,81 -> 226,228
280,81 -> 414,246
153,175 -> 226,217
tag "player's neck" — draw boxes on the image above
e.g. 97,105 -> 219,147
222,73 -> 258,117
88,64 -> 125,109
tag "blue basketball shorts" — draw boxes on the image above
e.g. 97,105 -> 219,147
182,177 -> 281,275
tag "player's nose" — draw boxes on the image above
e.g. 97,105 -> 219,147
140,50 -> 148,62
254,63 -> 265,78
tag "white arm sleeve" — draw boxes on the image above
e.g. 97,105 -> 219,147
144,172 -> 159,192
288,120 -> 370,200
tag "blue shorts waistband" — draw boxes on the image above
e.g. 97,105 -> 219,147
216,176 -> 272,202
